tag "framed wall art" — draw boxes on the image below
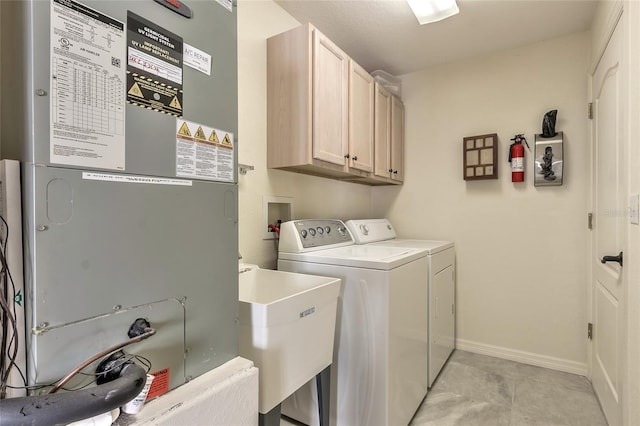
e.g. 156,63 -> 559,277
463,133 -> 498,180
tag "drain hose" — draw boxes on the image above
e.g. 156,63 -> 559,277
0,363 -> 146,426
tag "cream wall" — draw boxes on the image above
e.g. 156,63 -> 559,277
237,1 -> 373,269
372,32 -> 591,372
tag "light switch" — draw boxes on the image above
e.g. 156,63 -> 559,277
630,193 -> 640,225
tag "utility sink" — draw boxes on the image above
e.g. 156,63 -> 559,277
238,264 -> 340,415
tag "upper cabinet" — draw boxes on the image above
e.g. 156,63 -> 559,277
374,83 -> 404,183
312,30 -> 349,167
267,23 -> 402,185
348,60 -> 374,173
390,95 -> 405,182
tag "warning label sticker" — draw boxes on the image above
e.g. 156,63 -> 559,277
176,119 -> 234,183
146,368 -> 170,400
127,73 -> 182,116
127,12 -> 183,117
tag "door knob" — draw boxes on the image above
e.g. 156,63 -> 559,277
601,251 -> 623,267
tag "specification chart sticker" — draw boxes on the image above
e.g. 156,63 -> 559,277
50,0 -> 126,170
127,12 -> 183,117
176,119 -> 234,183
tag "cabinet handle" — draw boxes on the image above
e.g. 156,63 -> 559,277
393,170 -> 398,174
353,156 -> 358,161
344,154 -> 350,159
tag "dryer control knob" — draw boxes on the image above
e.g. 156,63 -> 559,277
360,224 -> 369,235
300,229 -> 308,239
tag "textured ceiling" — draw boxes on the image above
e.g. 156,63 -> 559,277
275,0 -> 598,76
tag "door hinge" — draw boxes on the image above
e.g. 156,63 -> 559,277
588,212 -> 593,230
588,102 -> 593,119
588,322 -> 593,340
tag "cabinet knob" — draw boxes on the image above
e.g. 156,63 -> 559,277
388,169 -> 393,173
353,155 -> 358,161
344,154 -> 350,159
393,170 -> 398,174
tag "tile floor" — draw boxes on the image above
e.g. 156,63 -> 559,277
281,350 -> 608,426
410,350 -> 608,426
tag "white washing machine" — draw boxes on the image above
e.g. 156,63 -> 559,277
346,219 -> 456,387
277,219 -> 429,426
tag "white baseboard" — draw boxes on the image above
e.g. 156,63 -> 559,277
455,338 -> 588,376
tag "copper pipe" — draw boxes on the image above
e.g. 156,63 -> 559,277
49,328 -> 156,394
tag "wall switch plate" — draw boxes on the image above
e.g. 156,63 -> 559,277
630,193 -> 639,225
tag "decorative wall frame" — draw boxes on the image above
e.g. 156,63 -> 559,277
463,133 -> 498,180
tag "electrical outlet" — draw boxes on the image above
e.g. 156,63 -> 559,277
630,193 -> 639,225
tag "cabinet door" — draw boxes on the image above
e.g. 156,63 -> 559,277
348,60 -> 374,172
390,96 -> 404,182
312,30 -> 348,166
374,83 -> 391,178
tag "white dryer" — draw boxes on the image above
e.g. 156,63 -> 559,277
346,219 -> 456,387
277,219 -> 429,426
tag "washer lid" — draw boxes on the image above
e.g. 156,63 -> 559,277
370,239 -> 454,254
278,244 -> 427,270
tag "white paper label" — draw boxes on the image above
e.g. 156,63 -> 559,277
50,0 -> 126,170
183,43 -> 212,76
83,172 -> 192,186
128,46 -> 183,85
216,0 -> 233,12
511,157 -> 524,172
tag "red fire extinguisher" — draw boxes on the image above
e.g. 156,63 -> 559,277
509,134 -> 528,182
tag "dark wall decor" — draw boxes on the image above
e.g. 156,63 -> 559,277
463,133 -> 498,180
534,110 -> 564,186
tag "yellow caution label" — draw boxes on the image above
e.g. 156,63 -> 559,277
128,82 -> 144,98
177,121 -> 192,137
169,96 -> 182,110
194,126 -> 207,140
208,130 -> 220,144
222,133 -> 232,146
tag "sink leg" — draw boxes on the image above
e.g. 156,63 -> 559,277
259,403 -> 281,426
316,366 -> 331,426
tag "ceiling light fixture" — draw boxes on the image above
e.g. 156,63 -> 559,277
407,0 -> 459,25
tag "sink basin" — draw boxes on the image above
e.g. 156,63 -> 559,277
238,265 -> 340,414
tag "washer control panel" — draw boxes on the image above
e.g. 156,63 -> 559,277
345,219 -> 397,244
279,219 -> 354,252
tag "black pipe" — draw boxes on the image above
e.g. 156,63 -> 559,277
0,363 -> 146,426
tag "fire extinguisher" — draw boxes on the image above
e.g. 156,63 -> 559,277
509,134 -> 529,182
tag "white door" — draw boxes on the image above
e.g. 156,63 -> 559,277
591,19 -> 626,426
